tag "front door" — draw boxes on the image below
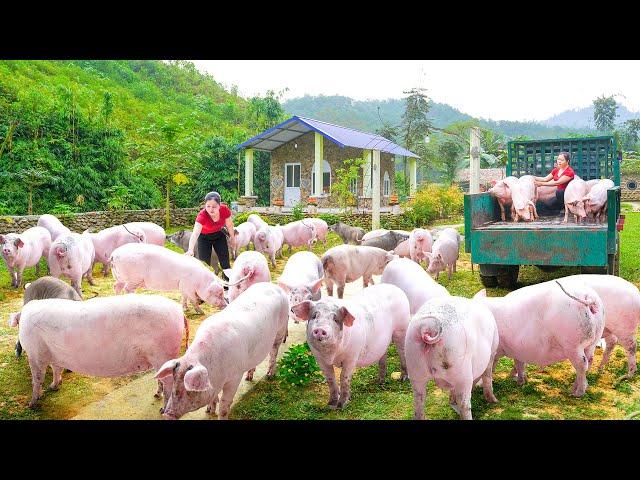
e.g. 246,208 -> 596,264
284,163 -> 301,207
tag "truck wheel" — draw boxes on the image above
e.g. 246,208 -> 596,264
480,275 -> 498,288
497,265 -> 519,288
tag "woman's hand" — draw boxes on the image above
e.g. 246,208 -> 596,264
185,249 -> 195,256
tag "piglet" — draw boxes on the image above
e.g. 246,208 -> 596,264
582,179 -> 614,223
156,282 -> 289,420
563,176 -> 588,223
292,283 -> 410,409
223,250 -> 271,303
1,226 -> 51,288
37,214 -> 71,242
405,296 -> 499,420
408,228 -> 433,266
425,235 -> 459,281
48,232 -> 95,298
277,251 -> 324,323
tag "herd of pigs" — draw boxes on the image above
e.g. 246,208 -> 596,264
488,175 -> 613,222
1,211 -> 638,420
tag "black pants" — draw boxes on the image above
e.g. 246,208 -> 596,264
198,231 -> 230,280
554,189 -> 565,210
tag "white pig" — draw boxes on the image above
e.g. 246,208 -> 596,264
253,225 -> 284,268
563,176 -> 588,223
155,282 -> 289,420
510,175 -> 538,222
381,258 -> 450,314
280,220 -> 317,252
291,283 -> 410,409
408,228 -> 433,266
231,222 -> 256,260
405,296 -> 499,420
124,222 -> 166,246
582,179 -> 614,223
305,218 -> 329,246
277,251 -> 325,323
223,250 -> 271,303
48,232 -> 96,298
488,176 -> 518,221
425,235 -> 459,281
247,213 -> 269,231
1,226 -> 51,288
37,214 -> 71,242
84,224 -> 146,276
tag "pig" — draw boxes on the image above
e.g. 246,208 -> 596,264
84,224 -> 146,276
510,175 -> 538,222
408,228 -> 433,266
361,230 -> 408,251
247,213 -> 269,231
277,251 -> 325,323
536,185 -> 558,212
391,239 -> 410,258
554,274 -> 640,379
436,227 -> 461,247
223,250 -> 271,303
381,258 -> 450,314
47,232 -> 95,298
328,222 -> 365,245
155,282 -> 289,420
110,242 -> 228,313
585,179 -> 600,193
321,245 -> 395,299
165,229 -> 221,275
280,220 -> 317,252
305,218 -> 329,246
1,226 -> 51,288
425,235 -> 459,281
12,275 -> 83,358
361,229 -> 389,241
488,176 -> 518,221
405,296 -> 499,420
473,278 -> 605,396
37,214 -> 71,242
291,283 -> 410,409
12,294 -> 187,409
563,176 -> 588,223
253,225 -> 284,268
231,222 -> 256,260
124,221 -> 166,246
582,179 -> 615,223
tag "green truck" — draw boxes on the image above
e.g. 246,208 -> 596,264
464,135 -> 624,288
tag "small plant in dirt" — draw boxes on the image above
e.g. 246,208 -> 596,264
292,202 -> 305,221
277,342 -> 323,387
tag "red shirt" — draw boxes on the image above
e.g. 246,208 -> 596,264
195,204 -> 231,234
551,166 -> 575,191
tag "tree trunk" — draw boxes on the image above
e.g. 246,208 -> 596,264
165,179 -> 171,230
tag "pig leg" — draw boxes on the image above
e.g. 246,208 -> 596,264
597,334 -> 617,373
71,278 -> 83,298
514,360 -> 528,386
154,380 -> 164,398
190,298 -> 204,315
481,358 -> 498,404
411,377 -> 429,420
337,358 -> 357,409
218,376 -> 243,420
499,202 -> 506,221
102,261 -> 110,277
27,357 -> 47,408
569,349 -> 589,397
447,264 -> 453,281
337,282 -> 345,299
245,368 -> 256,381
316,358 -> 339,407
16,267 -> 25,288
392,329 -> 409,381
85,267 -> 96,286
564,205 -> 569,223
377,354 -> 387,384
266,339 -> 283,379
454,382 -> 473,420
206,390 -> 220,415
270,253 -> 276,268
8,266 -> 16,287
620,335 -> 637,378
325,277 -> 334,297
49,365 -> 64,391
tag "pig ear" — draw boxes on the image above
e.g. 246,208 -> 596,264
183,364 -> 212,392
307,277 -> 324,294
55,246 -> 67,258
242,265 -> 254,277
234,228 -> 239,236
473,289 -> 487,299
14,237 -> 24,248
223,269 -> 233,279
424,252 -> 433,261
8,311 -> 20,327
291,300 -> 313,321
339,306 -> 356,327
277,281 -> 291,293
155,360 -> 179,380
0,234 -> 4,244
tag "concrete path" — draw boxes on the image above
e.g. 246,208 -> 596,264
72,278 -> 372,420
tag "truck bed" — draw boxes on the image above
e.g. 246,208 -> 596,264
474,212 -> 607,231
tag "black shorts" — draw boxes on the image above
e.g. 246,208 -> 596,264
197,230 -> 230,279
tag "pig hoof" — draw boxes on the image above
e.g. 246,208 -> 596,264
154,392 -> 162,399
159,407 -> 165,414
48,384 -> 59,391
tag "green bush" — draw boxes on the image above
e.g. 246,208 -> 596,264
50,203 -> 78,215
277,342 -> 323,387
402,184 -> 464,227
292,202 -> 305,221
317,213 -> 340,226
233,211 -> 254,224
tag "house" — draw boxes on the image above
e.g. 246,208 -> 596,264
236,116 -> 419,209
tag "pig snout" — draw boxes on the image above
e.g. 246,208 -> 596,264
312,327 -> 329,341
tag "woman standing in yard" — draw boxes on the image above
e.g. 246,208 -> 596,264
186,191 -> 236,281
534,152 -> 575,210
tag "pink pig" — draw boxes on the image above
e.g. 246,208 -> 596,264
321,244 -> 395,299
292,283 -> 410,409
223,250 -> 271,303
13,294 -> 187,409
425,235 -> 459,281
84,224 -> 146,276
563,176 -> 588,223
124,222 -> 166,246
304,218 -> 329,246
1,226 -> 51,288
408,228 -> 433,266
391,239 -> 410,258
473,278 -> 605,396
405,296 -> 499,420
280,220 -> 317,252
156,282 -> 289,420
488,176 -> 518,221
381,257 -> 450,315
48,232 -> 96,298
110,242 -> 227,313
582,179 -> 614,223
277,251 -> 324,323
510,175 -> 538,222
231,222 -> 256,260
37,214 -> 71,242
253,225 -> 284,268
247,213 -> 269,231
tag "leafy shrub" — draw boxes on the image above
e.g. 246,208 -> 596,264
277,342 -> 323,387
233,211 -> 254,224
50,203 -> 78,215
317,213 -> 340,226
403,184 -> 464,227
292,202 -> 305,221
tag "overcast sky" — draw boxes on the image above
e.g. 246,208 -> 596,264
190,60 -> 640,122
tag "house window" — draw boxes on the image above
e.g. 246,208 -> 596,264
383,171 -> 391,196
311,160 -> 331,195
349,177 -> 358,196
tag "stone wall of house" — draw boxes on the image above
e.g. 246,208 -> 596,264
0,208 -> 202,234
621,174 -> 640,201
270,131 -> 396,208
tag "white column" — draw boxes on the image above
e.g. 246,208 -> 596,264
362,149 -> 372,197
244,148 -> 254,196
408,157 -> 417,195
314,133 -> 323,196
470,127 -> 481,194
372,149 -> 381,229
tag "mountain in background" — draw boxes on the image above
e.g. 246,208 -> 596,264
282,95 -> 635,139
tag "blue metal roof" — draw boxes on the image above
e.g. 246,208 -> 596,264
237,115 -> 419,158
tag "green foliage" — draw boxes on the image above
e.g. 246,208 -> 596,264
105,184 -> 134,211
291,202 -> 305,221
50,202 -> 78,215
276,342 -> 323,387
233,211 -> 255,225
331,157 -> 366,212
401,87 -> 432,154
593,95 -> 618,132
403,184 -> 464,226
317,212 -> 340,226
395,172 -> 409,201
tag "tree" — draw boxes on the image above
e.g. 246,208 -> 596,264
593,95 -> 618,132
400,87 -> 433,184
620,119 -> 640,150
331,157 -> 366,212
435,138 -> 465,185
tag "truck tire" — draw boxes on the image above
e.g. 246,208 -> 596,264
497,265 -> 519,288
480,275 -> 498,288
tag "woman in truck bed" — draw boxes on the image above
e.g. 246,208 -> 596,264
534,152 -> 575,210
